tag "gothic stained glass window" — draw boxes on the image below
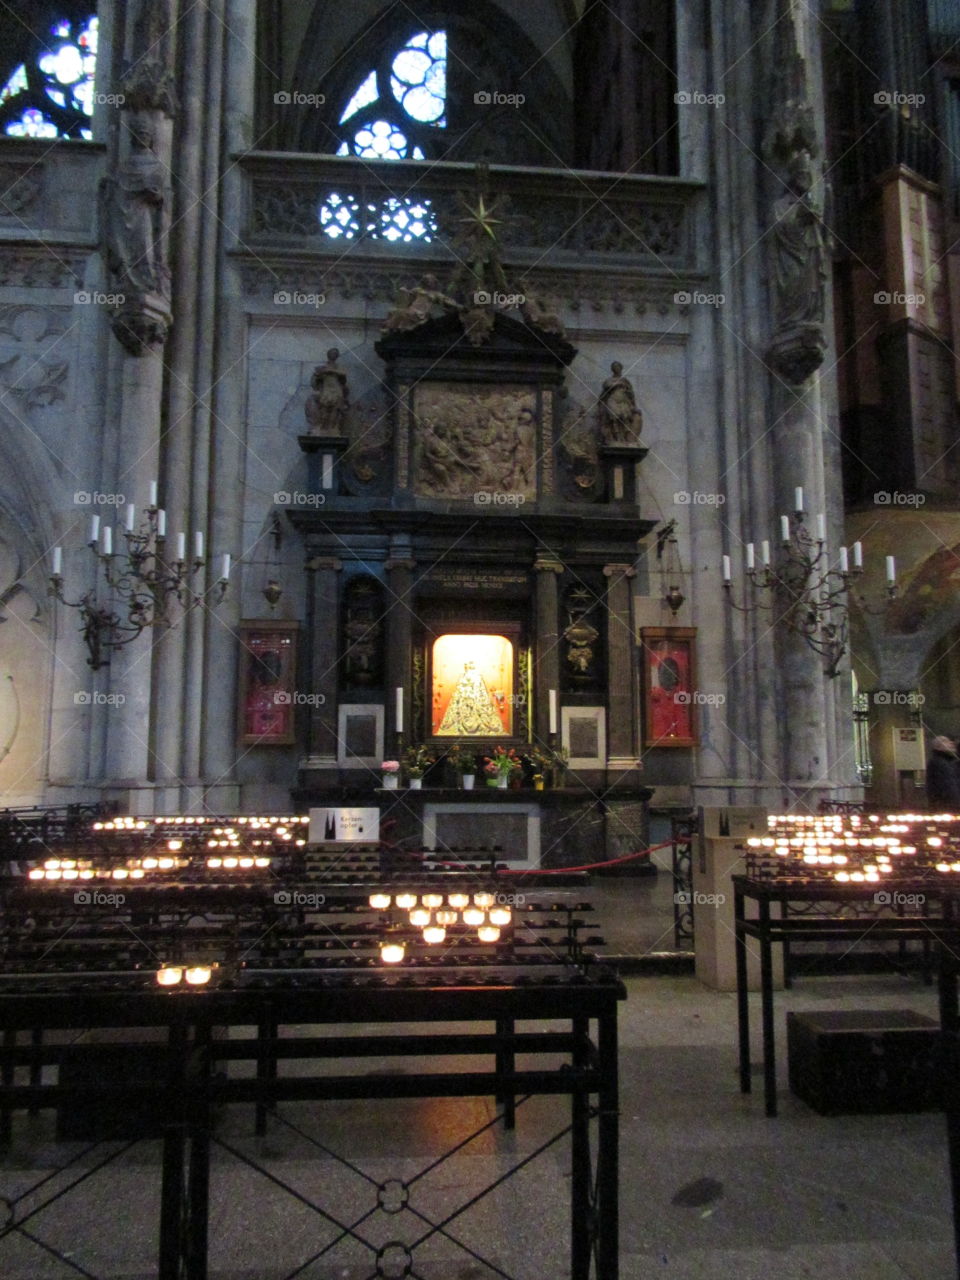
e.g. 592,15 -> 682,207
335,30 -> 446,161
0,14 -> 98,140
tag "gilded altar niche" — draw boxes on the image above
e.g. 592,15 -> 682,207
411,383 -> 538,500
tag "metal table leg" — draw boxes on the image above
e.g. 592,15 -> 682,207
759,898 -> 777,1116
570,1014 -> 591,1280
735,886 -> 751,1094
495,1015 -> 516,1130
596,1006 -> 619,1279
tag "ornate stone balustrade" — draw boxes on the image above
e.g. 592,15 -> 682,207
239,152 -> 703,273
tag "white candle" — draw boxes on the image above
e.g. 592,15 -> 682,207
125,502 -> 135,532
722,554 -> 731,583
157,509 -> 166,538
102,525 -> 112,556
746,542 -> 755,571
816,514 -> 826,543
149,480 -> 158,507
839,545 -> 849,573
195,531 -> 204,561
89,515 -> 100,545
794,487 -> 804,514
321,453 -> 334,489
51,546 -> 62,576
780,515 -> 790,544
395,686 -> 404,734
886,555 -> 896,586
549,688 -> 558,734
221,553 -> 231,581
761,540 -> 770,566
853,541 -> 863,569
176,532 -> 186,562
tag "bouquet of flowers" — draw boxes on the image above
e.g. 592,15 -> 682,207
380,760 -> 400,775
485,745 -> 522,778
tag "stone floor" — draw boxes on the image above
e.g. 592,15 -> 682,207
0,962 -> 955,1279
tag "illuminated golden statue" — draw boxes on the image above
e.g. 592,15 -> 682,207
437,661 -> 504,736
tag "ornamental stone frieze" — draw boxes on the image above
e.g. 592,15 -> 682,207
0,140 -> 103,237
0,164 -> 42,218
235,260 -> 693,319
0,306 -> 70,409
0,248 -> 86,291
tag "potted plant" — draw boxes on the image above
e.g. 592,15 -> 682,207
380,759 -> 400,790
483,760 -> 500,787
484,745 -> 521,789
527,746 -> 568,788
403,744 -> 434,789
550,745 -> 570,788
449,744 -> 477,790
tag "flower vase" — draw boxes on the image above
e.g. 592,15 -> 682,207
462,774 -> 475,790
534,778 -> 544,791
409,776 -> 423,790
497,775 -> 509,789
486,777 -> 499,788
382,773 -> 398,790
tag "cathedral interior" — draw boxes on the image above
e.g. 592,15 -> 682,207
1,2 -> 960,1277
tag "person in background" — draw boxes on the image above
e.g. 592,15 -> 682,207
926,735 -> 960,810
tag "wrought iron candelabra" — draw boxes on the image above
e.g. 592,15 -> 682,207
722,492 -> 896,678
50,500 -> 231,670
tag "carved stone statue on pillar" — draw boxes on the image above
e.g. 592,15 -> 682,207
764,2 -> 830,385
100,112 -> 173,355
597,362 -> 643,444
305,348 -> 350,436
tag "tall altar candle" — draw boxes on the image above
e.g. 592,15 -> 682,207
549,688 -> 558,735
395,686 -> 404,734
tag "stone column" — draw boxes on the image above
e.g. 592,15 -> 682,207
199,0 -> 256,810
533,558 -> 563,746
385,545 -> 417,745
603,563 -> 639,773
151,0 -> 226,811
762,0 -> 840,809
303,556 -> 341,769
98,0 -> 178,810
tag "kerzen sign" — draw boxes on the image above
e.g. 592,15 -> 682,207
308,807 -> 380,843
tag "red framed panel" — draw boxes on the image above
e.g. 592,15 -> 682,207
238,621 -> 299,745
641,626 -> 697,748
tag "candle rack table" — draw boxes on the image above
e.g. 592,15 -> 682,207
733,874 -> 955,1117
0,818 -> 624,1280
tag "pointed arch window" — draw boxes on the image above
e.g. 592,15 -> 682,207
336,30 -> 446,160
0,13 -> 98,139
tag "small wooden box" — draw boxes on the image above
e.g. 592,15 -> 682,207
787,1009 -> 940,1115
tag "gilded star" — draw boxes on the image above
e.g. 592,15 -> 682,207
458,193 -> 506,242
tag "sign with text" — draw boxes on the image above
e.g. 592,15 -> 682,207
308,807 -> 380,844
419,567 -> 530,596
699,806 -> 768,840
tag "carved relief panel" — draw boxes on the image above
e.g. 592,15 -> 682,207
410,382 -> 538,501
